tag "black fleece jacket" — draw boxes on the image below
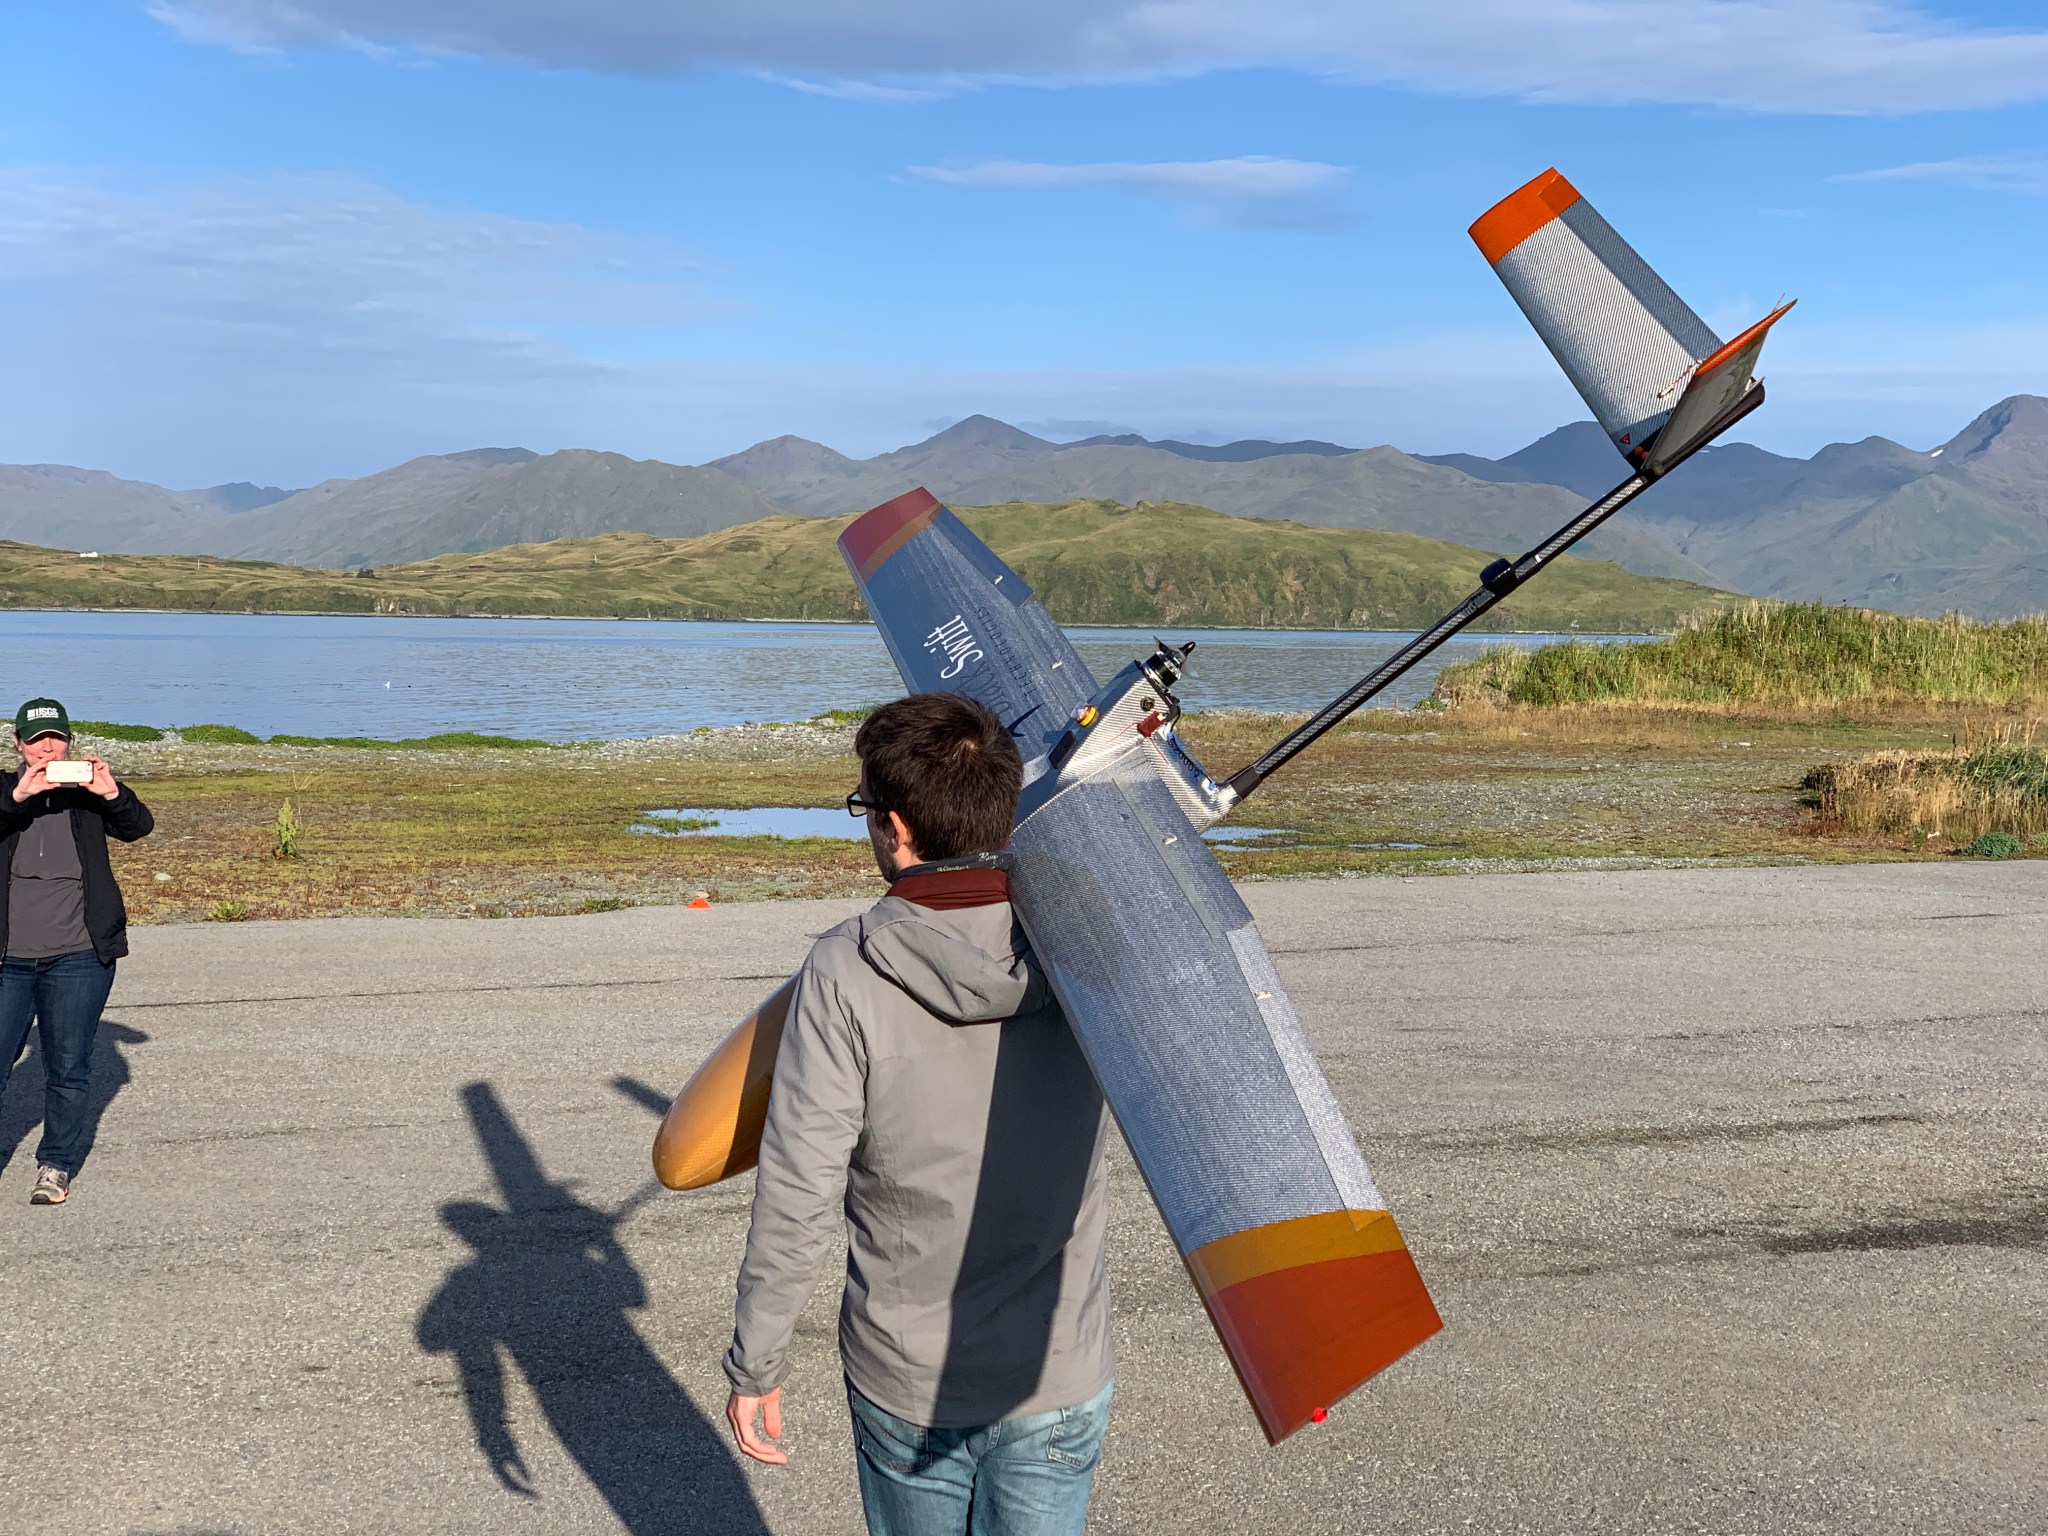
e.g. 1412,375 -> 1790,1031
0,773 -> 155,964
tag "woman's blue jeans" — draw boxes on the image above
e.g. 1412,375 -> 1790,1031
846,1379 -> 1112,1536
0,949 -> 117,1176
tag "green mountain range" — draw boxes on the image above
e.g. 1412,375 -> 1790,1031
4,395 -> 2046,616
0,500 -> 1736,633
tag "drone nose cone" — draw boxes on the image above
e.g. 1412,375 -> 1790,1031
653,978 -> 796,1190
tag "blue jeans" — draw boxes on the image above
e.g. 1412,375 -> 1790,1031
0,949 -> 117,1176
847,1380 -> 1112,1536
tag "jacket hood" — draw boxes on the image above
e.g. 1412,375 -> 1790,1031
855,899 -> 1048,1025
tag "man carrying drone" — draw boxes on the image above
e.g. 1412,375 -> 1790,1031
721,692 -> 1115,1535
679,166 -> 1791,1520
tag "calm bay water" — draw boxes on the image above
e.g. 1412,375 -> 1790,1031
0,612 -> 1628,742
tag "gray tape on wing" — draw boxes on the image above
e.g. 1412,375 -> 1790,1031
1226,925 -> 1384,1213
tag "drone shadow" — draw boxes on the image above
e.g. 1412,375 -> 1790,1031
417,1081 -> 769,1536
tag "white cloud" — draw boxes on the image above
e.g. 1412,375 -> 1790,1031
150,0 -> 2048,114
908,157 -> 1353,229
0,168 -> 717,334
754,71 -> 949,105
0,170 -> 723,484
912,157 -> 1344,198
1836,154 -> 2048,193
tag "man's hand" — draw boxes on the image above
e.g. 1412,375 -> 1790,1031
86,757 -> 118,801
11,764 -> 49,803
726,1387 -> 789,1465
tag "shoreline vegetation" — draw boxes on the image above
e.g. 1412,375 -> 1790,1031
37,607 -> 2048,926
76,721 -> 556,750
1436,603 -> 2048,710
0,498 -> 1736,633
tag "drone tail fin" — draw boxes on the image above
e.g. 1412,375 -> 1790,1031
1471,169 -> 1731,467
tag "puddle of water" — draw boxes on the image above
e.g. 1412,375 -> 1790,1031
633,807 -> 863,839
1200,825 -> 1292,851
632,807 -> 1430,855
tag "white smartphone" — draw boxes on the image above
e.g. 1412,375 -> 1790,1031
44,760 -> 93,785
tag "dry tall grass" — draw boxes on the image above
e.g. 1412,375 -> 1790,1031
1806,721 -> 2048,841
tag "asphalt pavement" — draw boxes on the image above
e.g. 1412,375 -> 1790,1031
0,863 -> 2041,1535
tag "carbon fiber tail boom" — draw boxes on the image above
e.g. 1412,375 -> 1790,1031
1221,379 -> 1768,807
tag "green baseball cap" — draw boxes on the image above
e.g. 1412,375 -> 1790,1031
14,698 -> 70,741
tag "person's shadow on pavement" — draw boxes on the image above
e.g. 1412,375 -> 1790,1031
417,1081 -> 769,1536
0,1018 -> 148,1178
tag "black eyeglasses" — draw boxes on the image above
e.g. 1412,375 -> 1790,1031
846,788 -> 888,818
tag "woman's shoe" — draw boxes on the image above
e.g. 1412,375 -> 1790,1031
29,1165 -> 69,1205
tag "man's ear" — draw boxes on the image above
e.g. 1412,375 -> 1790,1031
886,810 -> 916,858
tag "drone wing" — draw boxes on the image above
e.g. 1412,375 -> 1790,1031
843,490 -> 1440,1443
841,488 -> 1097,754
1471,167 -> 1790,470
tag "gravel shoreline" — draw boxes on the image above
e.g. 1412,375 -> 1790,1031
76,718 -> 864,776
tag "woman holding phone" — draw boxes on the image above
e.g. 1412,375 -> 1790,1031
0,696 -> 153,1205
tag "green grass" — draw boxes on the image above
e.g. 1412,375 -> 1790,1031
1965,831 -> 2026,858
649,814 -> 722,831
1437,603 -> 2048,709
79,720 -> 552,750
1948,741 -> 2048,798
273,799 -> 302,859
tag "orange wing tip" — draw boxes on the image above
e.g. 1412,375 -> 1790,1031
1469,167 -> 1582,266
840,487 -> 943,580
1190,1211 -> 1442,1444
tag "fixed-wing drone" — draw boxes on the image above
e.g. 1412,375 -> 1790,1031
657,168 -> 1792,1443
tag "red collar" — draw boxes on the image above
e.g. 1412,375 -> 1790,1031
888,866 -> 1011,910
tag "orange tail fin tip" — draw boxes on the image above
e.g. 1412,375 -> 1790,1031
1468,167 -> 1580,265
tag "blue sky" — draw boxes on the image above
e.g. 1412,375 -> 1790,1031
4,1 -> 2047,486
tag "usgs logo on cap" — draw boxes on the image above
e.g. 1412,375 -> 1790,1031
25,707 -> 60,721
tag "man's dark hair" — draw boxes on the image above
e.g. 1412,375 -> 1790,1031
854,693 -> 1021,860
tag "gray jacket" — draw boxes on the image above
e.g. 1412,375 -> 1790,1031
724,879 -> 1112,1427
